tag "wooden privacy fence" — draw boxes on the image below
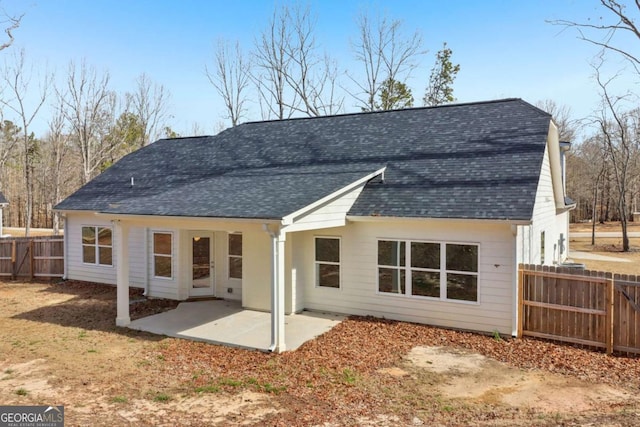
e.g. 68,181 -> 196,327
518,264 -> 640,355
0,236 -> 64,279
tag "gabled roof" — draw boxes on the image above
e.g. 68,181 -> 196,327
56,98 -> 552,221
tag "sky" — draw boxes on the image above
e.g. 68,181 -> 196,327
2,0 -> 639,140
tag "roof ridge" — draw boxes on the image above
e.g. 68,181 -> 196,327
240,98 -> 525,127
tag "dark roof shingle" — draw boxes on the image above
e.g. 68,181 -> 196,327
56,98 -> 551,221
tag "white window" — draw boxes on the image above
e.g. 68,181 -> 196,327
153,232 -> 173,278
315,237 -> 340,288
228,233 -> 242,279
378,240 -> 478,303
540,231 -> 545,264
82,226 -> 112,266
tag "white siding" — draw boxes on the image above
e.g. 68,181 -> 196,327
517,145 -> 570,266
294,219 -> 516,335
66,213 -> 145,289
242,231 -> 271,310
284,183 -> 366,232
66,213 -> 116,285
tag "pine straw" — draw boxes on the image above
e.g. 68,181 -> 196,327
149,316 -> 640,426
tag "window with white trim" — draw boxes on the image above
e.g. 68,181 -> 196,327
228,233 -> 242,279
378,240 -> 478,302
82,226 -> 112,266
315,237 -> 340,288
153,232 -> 173,278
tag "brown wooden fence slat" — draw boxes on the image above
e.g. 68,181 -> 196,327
519,264 -> 640,355
0,237 -> 64,278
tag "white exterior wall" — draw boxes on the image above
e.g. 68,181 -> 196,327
294,219 -> 516,335
284,183 -> 366,232
66,212 -> 145,288
241,230 -> 271,310
517,145 -> 570,266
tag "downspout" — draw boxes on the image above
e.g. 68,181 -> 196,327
511,224 -> 519,337
143,228 -> 149,296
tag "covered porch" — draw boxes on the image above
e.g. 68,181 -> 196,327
128,299 -> 344,351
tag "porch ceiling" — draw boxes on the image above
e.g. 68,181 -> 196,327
128,300 -> 344,351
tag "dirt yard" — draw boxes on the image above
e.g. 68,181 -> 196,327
1,280 -> 639,426
569,221 -> 640,274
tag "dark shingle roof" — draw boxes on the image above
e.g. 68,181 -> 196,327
56,98 -> 552,221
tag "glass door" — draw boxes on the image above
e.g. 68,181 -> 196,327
189,231 -> 214,296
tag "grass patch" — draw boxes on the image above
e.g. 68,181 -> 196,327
261,383 -> 286,394
87,349 -> 97,353
4,369 -> 14,375
218,378 -> 242,387
153,393 -> 171,402
195,385 -> 220,394
78,331 -> 87,339
111,396 -> 128,403
15,388 -> 28,396
342,368 -> 358,385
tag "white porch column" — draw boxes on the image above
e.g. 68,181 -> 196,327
265,225 -> 286,353
276,233 -> 286,351
115,221 -> 131,327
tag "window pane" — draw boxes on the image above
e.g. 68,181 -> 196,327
82,245 -> 95,264
98,247 -> 112,265
378,240 -> 405,266
411,271 -> 440,297
378,267 -> 405,294
154,256 -> 172,278
229,233 -> 242,256
411,242 -> 440,269
446,244 -> 478,272
229,257 -> 242,279
447,273 -> 477,302
97,227 -> 112,246
315,238 -> 339,263
317,263 -> 339,288
82,227 -> 95,245
154,233 -> 172,255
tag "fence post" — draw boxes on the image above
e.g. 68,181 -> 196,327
10,239 -> 15,279
606,276 -> 614,355
517,265 -> 524,338
29,239 -> 34,280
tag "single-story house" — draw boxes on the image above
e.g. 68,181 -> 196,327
55,98 -> 574,352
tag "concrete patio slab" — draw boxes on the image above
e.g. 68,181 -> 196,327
128,299 -> 344,351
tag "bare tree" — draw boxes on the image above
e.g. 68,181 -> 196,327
349,10 -> 425,111
281,4 -> 343,116
252,4 -> 343,120
552,1 -> 640,74
207,39 -> 251,127
253,6 -> 293,120
0,49 -> 51,236
46,94 -> 73,234
0,7 -> 23,51
592,58 -> 640,251
127,73 -> 171,147
59,60 -> 119,184
535,99 -> 578,142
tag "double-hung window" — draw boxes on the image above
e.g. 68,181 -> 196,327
315,237 -> 340,288
82,226 -> 112,266
378,240 -> 478,303
228,233 -> 243,279
153,232 -> 173,278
